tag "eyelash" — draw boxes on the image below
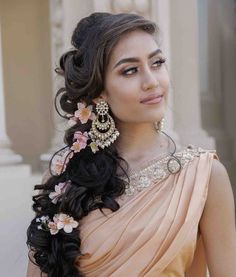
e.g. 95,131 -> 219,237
122,58 -> 166,76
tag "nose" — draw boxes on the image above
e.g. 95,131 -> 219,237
141,67 -> 159,91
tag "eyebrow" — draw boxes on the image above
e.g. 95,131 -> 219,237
112,49 -> 162,70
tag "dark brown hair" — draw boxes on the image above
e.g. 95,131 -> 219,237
27,12 -> 159,276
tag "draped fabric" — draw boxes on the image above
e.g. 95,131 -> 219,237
77,148 -> 219,276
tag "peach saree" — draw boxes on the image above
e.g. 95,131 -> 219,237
77,145 -> 219,276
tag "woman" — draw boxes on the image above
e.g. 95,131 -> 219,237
26,12 -> 236,276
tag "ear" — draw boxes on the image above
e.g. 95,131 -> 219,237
92,91 -> 107,105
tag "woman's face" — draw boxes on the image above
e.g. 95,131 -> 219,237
101,30 -> 170,125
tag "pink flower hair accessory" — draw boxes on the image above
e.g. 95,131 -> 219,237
51,103 -> 100,176
51,147 -> 74,176
71,131 -> 89,153
70,131 -> 99,154
68,101 -> 96,126
49,180 -> 71,204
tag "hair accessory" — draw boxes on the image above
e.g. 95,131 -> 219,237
51,148 -> 74,175
36,213 -> 79,235
52,101 -> 113,176
51,132 -> 99,176
154,118 -> 165,133
49,180 -> 71,204
71,131 -> 89,152
36,216 -> 50,230
68,102 -> 96,126
88,100 -> 120,149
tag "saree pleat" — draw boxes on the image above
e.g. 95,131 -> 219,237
77,150 -> 219,276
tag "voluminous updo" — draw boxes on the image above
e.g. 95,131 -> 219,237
26,12 -> 158,277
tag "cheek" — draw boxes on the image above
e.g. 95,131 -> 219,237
163,78 -> 170,94
158,73 -> 170,100
105,84 -> 139,121
106,77 -> 138,105
162,68 -> 170,89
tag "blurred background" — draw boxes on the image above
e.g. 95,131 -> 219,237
0,0 -> 235,276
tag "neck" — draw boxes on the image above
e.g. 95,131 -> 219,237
114,122 -> 170,165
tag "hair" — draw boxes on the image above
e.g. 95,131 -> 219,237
26,12 -> 179,276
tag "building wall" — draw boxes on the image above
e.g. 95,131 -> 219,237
0,1 -> 235,276
199,0 -> 236,188
1,0 -> 53,170
1,0 -> 235,181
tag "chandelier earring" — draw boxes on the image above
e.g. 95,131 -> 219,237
154,118 -> 165,133
88,100 -> 120,149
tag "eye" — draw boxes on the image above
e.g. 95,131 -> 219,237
153,58 -> 166,67
121,58 -> 166,76
122,67 -> 138,76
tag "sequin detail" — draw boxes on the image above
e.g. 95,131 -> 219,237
121,145 -> 216,197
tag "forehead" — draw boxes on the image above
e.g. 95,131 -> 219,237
108,30 -> 159,65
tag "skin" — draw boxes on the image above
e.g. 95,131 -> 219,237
98,30 -> 236,275
27,30 -> 236,276
186,159 -> 236,276
98,30 -> 171,168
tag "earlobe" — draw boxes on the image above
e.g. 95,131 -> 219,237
92,93 -> 107,105
92,97 -> 102,105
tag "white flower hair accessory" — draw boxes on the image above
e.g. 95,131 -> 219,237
50,213 -> 79,234
36,213 -> 79,235
36,215 -> 50,231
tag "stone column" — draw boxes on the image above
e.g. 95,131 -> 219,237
198,0 -> 236,187
153,0 -> 180,146
170,0 -> 215,149
222,0 -> 236,157
112,0 -> 151,18
63,0 -> 94,50
40,0 -> 65,170
94,0 -> 149,16
0,20 -> 22,166
219,0 -> 236,189
0,18 -> 31,276
40,0 -> 94,171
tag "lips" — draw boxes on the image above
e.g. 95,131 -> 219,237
140,93 -> 163,104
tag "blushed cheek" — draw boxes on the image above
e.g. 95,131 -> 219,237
109,93 -> 130,113
106,80 -> 133,106
161,73 -> 170,94
107,92 -> 136,122
163,70 -> 170,89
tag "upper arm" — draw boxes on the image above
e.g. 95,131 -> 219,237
200,158 -> 236,277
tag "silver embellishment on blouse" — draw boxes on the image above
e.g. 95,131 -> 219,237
167,158 -> 181,174
119,145 -> 216,198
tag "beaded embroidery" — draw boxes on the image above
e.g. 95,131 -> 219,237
120,144 -> 216,198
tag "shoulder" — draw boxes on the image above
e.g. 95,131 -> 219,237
199,154 -> 236,275
200,156 -> 235,230
174,144 -> 218,168
207,158 -> 234,206
179,144 -> 235,219
186,144 -> 231,194
210,158 -> 230,184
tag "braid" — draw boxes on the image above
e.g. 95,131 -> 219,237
26,12 -> 158,276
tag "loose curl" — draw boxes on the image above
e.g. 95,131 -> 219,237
26,12 -> 180,277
